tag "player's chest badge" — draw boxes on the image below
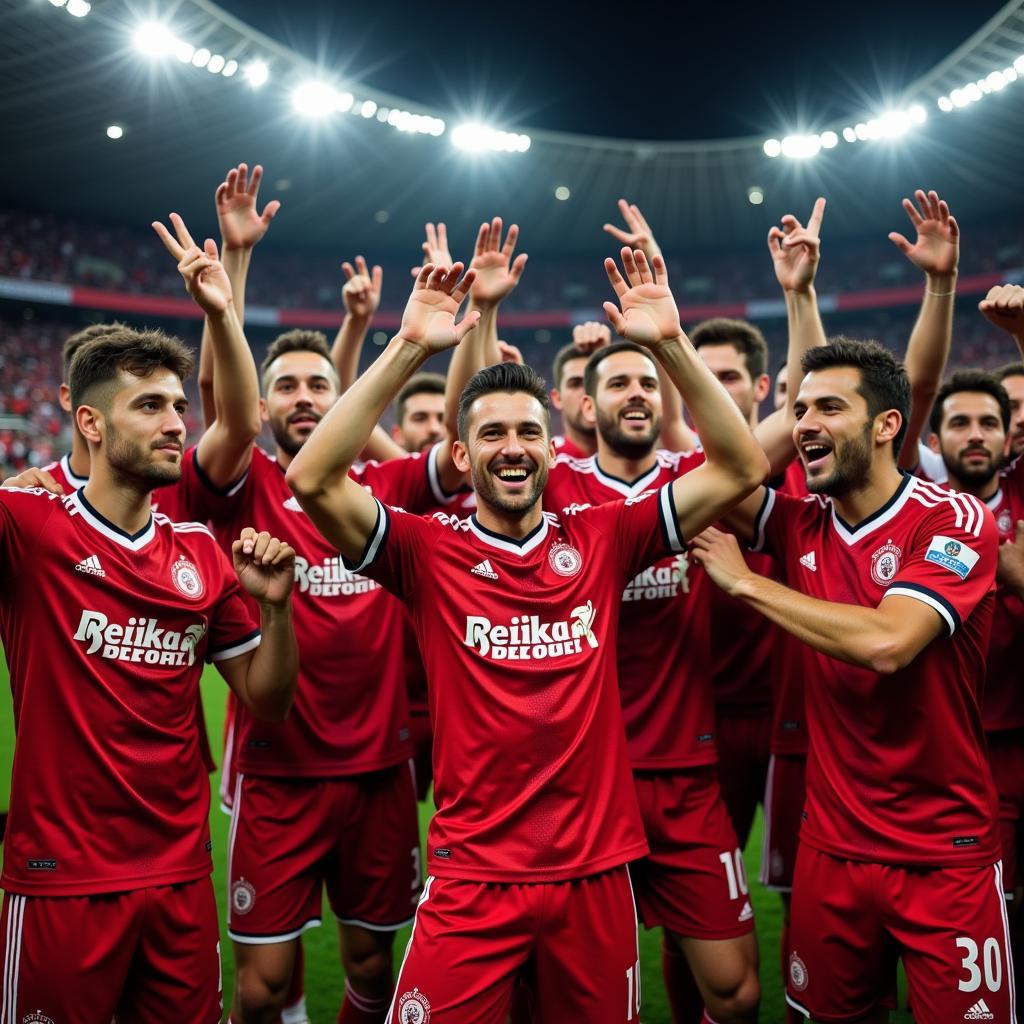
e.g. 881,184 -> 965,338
548,542 -> 582,577
997,507 -> 1013,537
171,556 -> 205,600
869,540 -> 902,587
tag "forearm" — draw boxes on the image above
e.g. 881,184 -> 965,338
445,301 -> 499,434
222,246 -> 252,325
288,336 -> 428,493
784,286 -> 826,405
241,602 -> 298,721
657,363 -> 697,452
331,313 -> 372,392
206,305 -> 262,440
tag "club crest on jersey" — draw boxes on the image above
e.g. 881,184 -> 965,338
231,878 -> 255,915
171,556 -> 204,600
21,1013 -> 55,1024
74,611 -> 207,666
788,952 -> 809,992
548,542 -> 582,577
997,508 -> 1013,535
398,988 -> 431,1024
464,602 -> 599,660
925,534 -> 980,579
870,540 -> 902,586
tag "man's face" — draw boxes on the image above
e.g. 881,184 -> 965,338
96,368 -> 188,489
454,391 -> 553,517
930,391 -> 1007,488
394,392 -> 446,453
1002,374 -> 1024,459
774,364 -> 788,411
261,351 -> 338,457
697,343 -> 769,422
550,356 -> 593,438
584,350 -> 661,459
793,367 -> 886,496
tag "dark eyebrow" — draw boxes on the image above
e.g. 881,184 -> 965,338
476,419 -> 545,435
133,392 -> 188,407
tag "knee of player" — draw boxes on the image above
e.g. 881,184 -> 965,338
706,969 -> 760,1022
341,944 -> 394,986
235,962 -> 291,1014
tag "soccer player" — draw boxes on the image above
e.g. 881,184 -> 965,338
692,339 -> 1009,1024
285,250 -> 767,1022
0,327 -> 298,1023
392,373 -> 447,452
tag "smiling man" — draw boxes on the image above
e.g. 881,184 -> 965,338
692,339 -> 1007,1024
285,249 -> 767,1022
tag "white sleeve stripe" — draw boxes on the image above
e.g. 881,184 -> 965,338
752,488 -> 776,553
210,632 -> 262,662
426,444 -> 454,506
347,498 -> 388,573
884,585 -> 956,636
658,483 -> 685,552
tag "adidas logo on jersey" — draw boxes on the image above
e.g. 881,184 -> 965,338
738,900 -> 753,923
74,554 -> 105,577
800,551 -> 817,572
471,559 -> 499,580
464,601 -> 599,660
965,999 -> 994,1020
293,555 -> 378,597
73,610 -> 207,667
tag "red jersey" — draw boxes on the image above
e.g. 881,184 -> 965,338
42,453 -> 88,495
0,487 -> 259,896
172,443 -> 448,777
350,484 -> 688,882
754,474 -> 1000,866
553,435 -> 592,460
544,450 -> 715,769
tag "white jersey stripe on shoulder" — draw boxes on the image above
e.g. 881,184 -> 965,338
957,491 -> 975,536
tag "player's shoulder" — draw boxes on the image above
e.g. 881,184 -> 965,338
552,451 -> 595,475
0,485 -> 67,513
153,511 -> 218,544
655,447 -> 704,475
1001,452 -> 1024,494
905,476 -> 991,540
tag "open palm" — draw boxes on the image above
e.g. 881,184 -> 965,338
215,163 -> 280,250
399,264 -> 480,353
603,249 -> 682,346
888,189 -> 959,277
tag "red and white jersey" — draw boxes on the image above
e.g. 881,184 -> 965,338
42,453 -> 88,495
173,443 -> 449,778
350,485 -> 688,882
545,450 -> 714,769
0,487 -> 259,896
553,434 -> 592,460
754,474 -> 999,866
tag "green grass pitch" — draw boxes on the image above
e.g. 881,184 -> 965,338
0,665 -> 913,1022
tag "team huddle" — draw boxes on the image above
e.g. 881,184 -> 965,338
1,163 -> 1023,1024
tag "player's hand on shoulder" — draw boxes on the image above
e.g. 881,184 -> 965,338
232,527 -> 296,606
1,468 -> 64,496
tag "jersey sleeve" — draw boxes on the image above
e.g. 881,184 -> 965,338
0,488 -> 63,583
205,544 -> 262,663
351,444 -> 452,513
883,496 -> 998,635
588,483 -> 687,580
340,497 -> 435,601
165,445 -> 253,526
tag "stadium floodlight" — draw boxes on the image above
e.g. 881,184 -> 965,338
1016,55 -> 1024,73
48,0 -> 67,7
244,60 -> 269,88
819,130 -> 838,149
106,124 -> 124,140
780,134 -> 820,159
191,47 -> 211,69
854,122 -> 869,140
291,81 -> 347,118
174,40 -> 194,63
909,104 -> 926,124
747,186 -> 764,205
762,138 -> 781,158
1006,67 -> 1019,83
222,59 -> 238,77
451,123 -> 531,153
554,186 -> 570,201
133,22 -> 176,57
965,82 -> 983,102
360,100 -> 377,118
937,95 -> 954,112
842,126 -> 857,142
66,0 -> 90,15
337,91 -> 354,112
207,54 -> 226,74
987,70 -> 1007,91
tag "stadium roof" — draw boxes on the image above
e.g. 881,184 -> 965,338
2,0 -> 1023,259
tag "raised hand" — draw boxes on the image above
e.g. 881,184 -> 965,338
469,217 -> 528,306
341,255 -> 383,320
497,341 -> 524,365
232,528 -> 296,606
215,163 -> 280,251
768,197 -> 826,293
397,263 -> 480,354
409,222 -> 453,277
888,189 -> 959,278
979,284 -> 1024,336
152,213 -> 233,315
603,248 -> 682,348
603,199 -> 662,261
572,321 -> 612,354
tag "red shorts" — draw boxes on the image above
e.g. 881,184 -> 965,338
409,710 -> 433,803
714,713 -> 771,848
988,730 -> 1024,896
787,846 -> 1016,1023
0,878 -> 220,1024
630,767 -> 755,940
760,753 -> 806,892
227,765 -> 420,942
387,868 -> 642,1024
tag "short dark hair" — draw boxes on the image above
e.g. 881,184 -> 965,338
995,361 -> 1024,382
69,328 -> 194,411
690,318 -> 768,380
552,342 -> 589,391
457,362 -> 550,440
930,369 -> 1011,434
259,329 -> 335,388
583,342 -> 656,397
63,322 -> 129,377
396,372 -> 446,425
800,338 -> 912,457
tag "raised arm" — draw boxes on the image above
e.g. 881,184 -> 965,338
152,213 -> 261,486
888,189 -> 960,469
286,265 -> 480,560
330,255 -> 383,391
979,283 -> 1024,359
603,248 -> 768,540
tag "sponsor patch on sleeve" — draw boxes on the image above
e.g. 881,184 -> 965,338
923,535 -> 980,580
